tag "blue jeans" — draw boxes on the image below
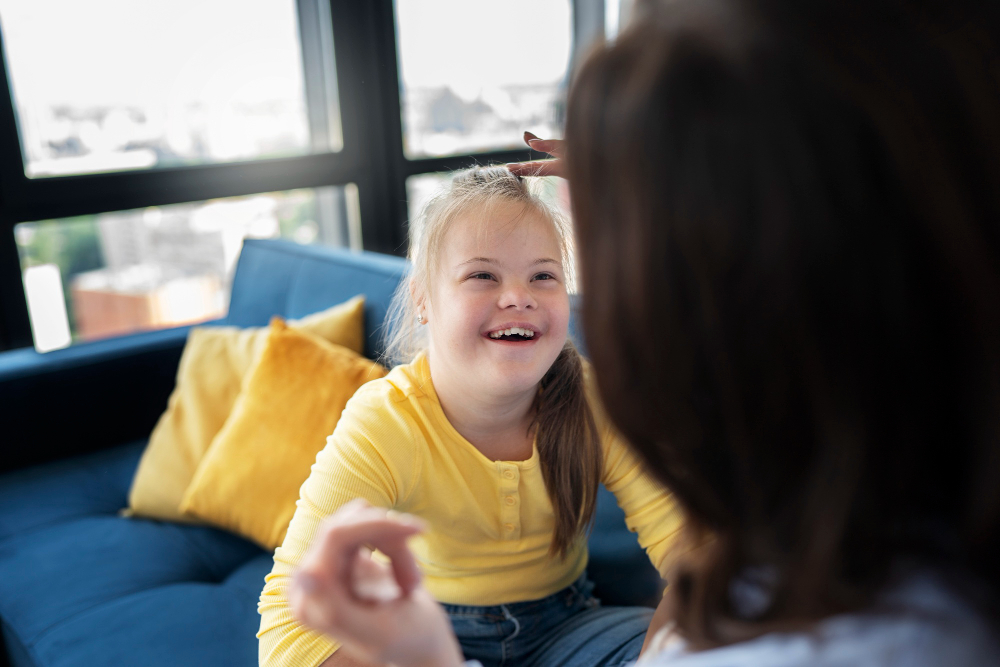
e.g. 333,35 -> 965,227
443,574 -> 652,667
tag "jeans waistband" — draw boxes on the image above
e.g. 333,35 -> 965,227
441,572 -> 593,616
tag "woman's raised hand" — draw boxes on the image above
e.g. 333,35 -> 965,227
290,499 -> 464,667
506,131 -> 566,178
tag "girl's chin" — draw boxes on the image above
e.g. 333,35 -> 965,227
476,362 -> 552,393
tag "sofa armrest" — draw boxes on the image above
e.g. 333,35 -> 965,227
0,326 -> 199,474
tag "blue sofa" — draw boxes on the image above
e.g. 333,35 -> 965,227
0,239 -> 662,667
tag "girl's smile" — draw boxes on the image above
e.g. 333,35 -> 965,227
484,322 -> 540,342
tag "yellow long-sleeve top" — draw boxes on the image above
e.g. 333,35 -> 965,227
258,353 -> 682,667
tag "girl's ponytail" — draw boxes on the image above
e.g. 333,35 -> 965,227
534,341 -> 602,558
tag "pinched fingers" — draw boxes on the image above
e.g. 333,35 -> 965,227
290,500 -> 425,631
303,500 -> 425,600
288,501 -> 463,667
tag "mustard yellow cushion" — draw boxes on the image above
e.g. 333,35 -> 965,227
178,318 -> 386,549
126,295 -> 366,523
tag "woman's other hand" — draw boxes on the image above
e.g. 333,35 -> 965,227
290,499 -> 464,667
507,131 -> 566,178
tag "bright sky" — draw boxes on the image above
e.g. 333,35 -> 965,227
395,0 -> 572,91
0,0 -> 304,109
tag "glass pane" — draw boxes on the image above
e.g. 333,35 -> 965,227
14,185 -> 361,351
606,0 -> 635,41
0,0 -> 342,178
395,0 -> 572,158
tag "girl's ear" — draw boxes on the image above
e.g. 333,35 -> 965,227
409,278 -> 427,322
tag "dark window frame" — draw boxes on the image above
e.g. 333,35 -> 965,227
0,0 -> 597,352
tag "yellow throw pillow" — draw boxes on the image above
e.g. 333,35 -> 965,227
126,295 -> 366,523
179,318 -> 386,550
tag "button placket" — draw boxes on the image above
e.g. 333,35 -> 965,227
499,464 -> 521,539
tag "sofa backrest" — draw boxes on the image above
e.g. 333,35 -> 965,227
226,239 -> 409,360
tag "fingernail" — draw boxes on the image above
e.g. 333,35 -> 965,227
294,571 -> 320,594
524,130 -> 539,142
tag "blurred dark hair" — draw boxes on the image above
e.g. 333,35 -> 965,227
566,0 -> 1000,647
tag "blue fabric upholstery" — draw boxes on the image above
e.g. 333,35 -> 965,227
0,442 -> 143,543
0,329 -> 195,474
0,442 -> 265,666
226,240 -> 409,359
0,240 -> 660,666
25,555 -> 272,667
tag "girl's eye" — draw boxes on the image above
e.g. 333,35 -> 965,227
469,272 -> 495,281
533,272 -> 556,281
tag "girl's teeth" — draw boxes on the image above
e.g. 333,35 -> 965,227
489,328 -> 536,339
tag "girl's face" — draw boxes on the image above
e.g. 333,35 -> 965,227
424,200 -> 570,399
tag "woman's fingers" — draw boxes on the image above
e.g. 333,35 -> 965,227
307,501 -> 426,600
288,502 -> 463,667
506,159 -> 566,178
508,132 -> 566,178
523,132 -> 565,157
352,550 -> 402,602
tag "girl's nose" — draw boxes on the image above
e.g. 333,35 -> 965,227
498,283 -> 537,310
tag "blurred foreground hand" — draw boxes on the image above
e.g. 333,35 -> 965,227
290,499 -> 464,667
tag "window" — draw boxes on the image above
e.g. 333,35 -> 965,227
0,0 -> 341,178
394,0 -> 572,158
15,185 -> 359,351
0,1 -> 596,353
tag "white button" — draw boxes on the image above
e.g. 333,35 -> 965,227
504,523 -> 515,531
504,496 -> 516,506
503,470 -> 516,480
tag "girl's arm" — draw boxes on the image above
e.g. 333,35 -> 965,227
259,387 -> 420,667
587,362 -> 685,576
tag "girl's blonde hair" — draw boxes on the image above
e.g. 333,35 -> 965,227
383,166 -> 601,558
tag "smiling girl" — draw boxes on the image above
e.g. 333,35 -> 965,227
258,167 -> 682,667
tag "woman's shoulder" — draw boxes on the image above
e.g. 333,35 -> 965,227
641,571 -> 1000,667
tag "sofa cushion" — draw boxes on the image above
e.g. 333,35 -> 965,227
179,319 -> 386,550
0,442 -> 143,543
25,554 -> 273,667
126,296 -> 367,525
0,443 -> 266,666
0,515 -> 262,647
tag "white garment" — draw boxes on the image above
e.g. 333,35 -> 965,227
640,571 -> 1000,667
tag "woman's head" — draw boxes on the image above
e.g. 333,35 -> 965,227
386,167 -> 573,396
567,0 -> 1000,644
